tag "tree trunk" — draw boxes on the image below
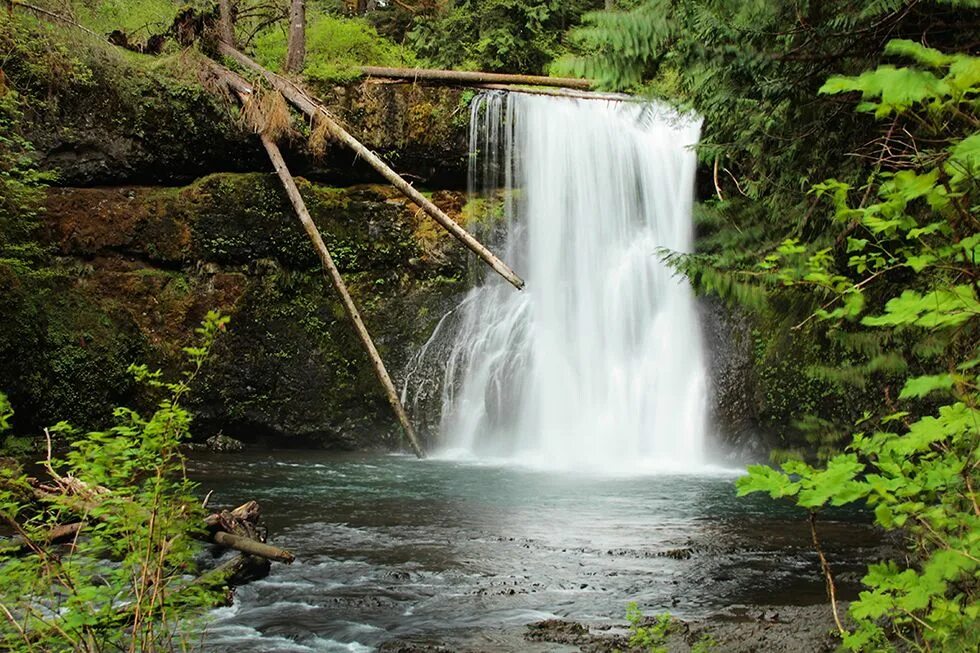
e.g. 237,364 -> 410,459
605,0 -> 614,10
212,45 -> 526,290
285,0 -> 305,73
217,0 -> 234,45
357,65 -> 593,90
255,124 -> 427,459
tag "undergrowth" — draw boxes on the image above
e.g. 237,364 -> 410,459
252,12 -> 416,83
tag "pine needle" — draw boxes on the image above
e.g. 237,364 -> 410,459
261,91 -> 292,140
240,87 -> 292,140
308,115 -> 334,159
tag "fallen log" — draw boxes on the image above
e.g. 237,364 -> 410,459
476,83 -> 632,102
213,531 -> 295,563
357,65 -> 593,90
214,42 -> 525,290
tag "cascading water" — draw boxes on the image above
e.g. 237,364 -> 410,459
415,91 -> 709,472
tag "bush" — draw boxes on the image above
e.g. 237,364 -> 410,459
737,42 -> 979,652
0,311 -> 229,652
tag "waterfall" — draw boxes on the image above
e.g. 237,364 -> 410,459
420,91 -> 708,473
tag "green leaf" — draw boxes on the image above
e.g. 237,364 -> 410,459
796,454 -> 865,508
735,465 -> 800,499
884,40 -> 954,69
898,374 -> 955,400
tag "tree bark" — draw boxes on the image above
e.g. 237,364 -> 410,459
285,0 -> 305,73
217,0 -> 235,45
357,65 -> 593,90
213,531 -> 295,563
213,44 -> 525,290
255,124 -> 427,459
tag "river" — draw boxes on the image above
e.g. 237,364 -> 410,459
190,452 -> 879,652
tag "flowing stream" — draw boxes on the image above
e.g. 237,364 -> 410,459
415,92 -> 708,471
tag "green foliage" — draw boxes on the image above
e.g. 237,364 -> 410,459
72,0 -> 185,39
0,48 -> 52,268
560,0 -> 978,268
0,311 -> 229,652
406,0 -> 602,74
252,13 -> 415,83
737,44 -> 979,652
625,602 -> 672,653
0,395 -> 11,433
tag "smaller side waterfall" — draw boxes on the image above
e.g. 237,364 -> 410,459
410,91 -> 709,473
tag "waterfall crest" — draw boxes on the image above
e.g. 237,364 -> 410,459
423,91 -> 708,473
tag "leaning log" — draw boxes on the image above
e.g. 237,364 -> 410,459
256,124 -> 427,459
203,62 -> 427,457
357,65 -> 593,90
214,43 -> 525,290
213,531 -> 295,563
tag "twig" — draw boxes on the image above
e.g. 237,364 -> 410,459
809,511 -> 846,638
722,167 -> 748,197
713,155 -> 724,201
0,601 -> 35,652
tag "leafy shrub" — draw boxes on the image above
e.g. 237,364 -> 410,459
625,603 -> 672,653
737,42 -> 979,652
252,13 -> 416,83
0,311 -> 229,652
406,0 -> 600,74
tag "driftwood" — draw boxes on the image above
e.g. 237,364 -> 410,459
215,42 -> 525,290
203,500 -> 289,586
12,460 -> 293,586
1,521 -> 85,554
357,65 -> 593,90
195,552 -> 268,590
213,531 -> 294,563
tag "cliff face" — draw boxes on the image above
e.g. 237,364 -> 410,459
37,177 -> 470,449
1,19 -> 479,449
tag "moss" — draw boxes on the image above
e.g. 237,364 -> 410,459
751,313 -> 889,460
0,265 -> 145,433
2,14 -> 255,186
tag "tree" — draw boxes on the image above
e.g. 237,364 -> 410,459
285,0 -> 305,73
218,0 -> 235,44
